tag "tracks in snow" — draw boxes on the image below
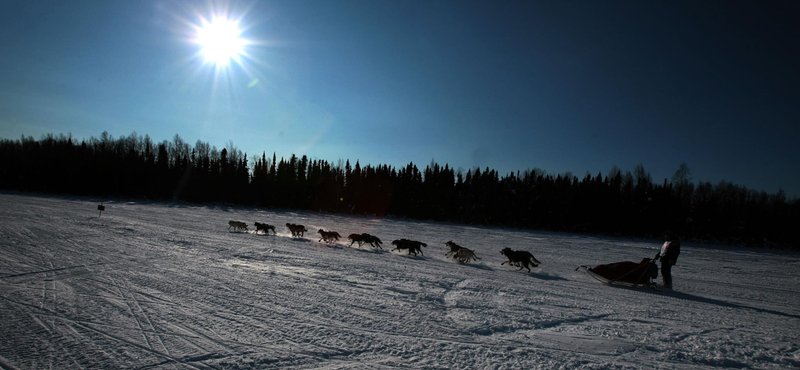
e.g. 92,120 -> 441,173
2,194 -> 799,369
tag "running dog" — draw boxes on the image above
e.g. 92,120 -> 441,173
318,229 -> 341,243
500,247 -> 541,272
391,239 -> 427,256
286,223 -> 308,237
254,222 -> 276,235
454,248 -> 480,263
445,241 -> 480,263
348,233 -> 365,246
228,220 -> 248,231
361,233 -> 383,249
348,233 -> 383,248
445,241 -> 463,258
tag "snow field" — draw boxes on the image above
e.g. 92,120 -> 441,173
1,193 -> 799,369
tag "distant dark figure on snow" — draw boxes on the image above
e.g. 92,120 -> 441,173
391,239 -> 427,256
318,229 -> 341,243
654,231 -> 681,289
286,223 -> 308,237
254,222 -> 276,235
500,247 -> 541,272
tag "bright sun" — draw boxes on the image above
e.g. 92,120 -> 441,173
195,18 -> 244,65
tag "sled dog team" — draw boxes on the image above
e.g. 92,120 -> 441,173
226,220 -> 541,271
229,219 -> 680,287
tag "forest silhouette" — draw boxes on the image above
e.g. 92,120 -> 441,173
1,132 -> 797,248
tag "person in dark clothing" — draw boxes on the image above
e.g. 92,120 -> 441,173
654,231 -> 681,289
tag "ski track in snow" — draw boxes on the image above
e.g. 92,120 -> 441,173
1,193 -> 799,369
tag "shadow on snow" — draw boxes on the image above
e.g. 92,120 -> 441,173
602,284 -> 800,320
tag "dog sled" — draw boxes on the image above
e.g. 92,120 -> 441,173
576,258 -> 658,289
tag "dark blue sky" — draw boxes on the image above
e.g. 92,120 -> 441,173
1,1 -> 798,196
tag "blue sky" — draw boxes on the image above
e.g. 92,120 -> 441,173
1,0 -> 798,197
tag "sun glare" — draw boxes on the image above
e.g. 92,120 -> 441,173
176,4 -> 267,93
196,18 -> 245,65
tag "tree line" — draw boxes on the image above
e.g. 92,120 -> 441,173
1,132 -> 797,248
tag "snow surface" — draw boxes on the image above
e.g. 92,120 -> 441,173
1,193 -> 799,369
